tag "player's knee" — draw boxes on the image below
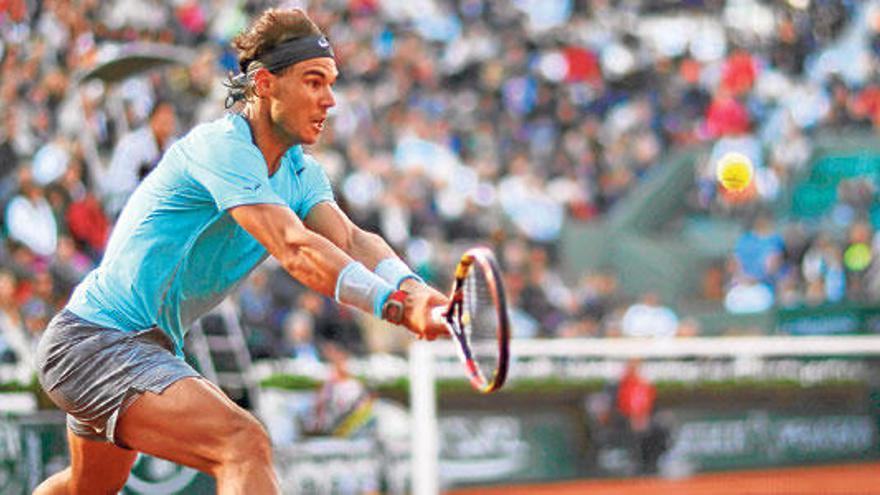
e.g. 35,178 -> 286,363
218,413 -> 272,467
33,467 -> 71,495
39,467 -> 125,495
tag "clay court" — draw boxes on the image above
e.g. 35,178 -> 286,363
450,462 -> 880,495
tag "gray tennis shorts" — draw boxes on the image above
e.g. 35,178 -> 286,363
36,310 -> 200,447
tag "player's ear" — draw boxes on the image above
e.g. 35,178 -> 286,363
252,68 -> 273,99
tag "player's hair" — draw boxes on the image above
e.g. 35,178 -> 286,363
232,8 -> 324,74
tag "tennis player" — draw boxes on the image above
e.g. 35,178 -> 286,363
34,8 -> 447,494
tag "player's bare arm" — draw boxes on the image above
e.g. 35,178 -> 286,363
230,202 -> 350,296
303,201 -> 397,268
230,202 -> 447,339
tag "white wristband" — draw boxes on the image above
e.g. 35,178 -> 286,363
375,257 -> 424,289
335,261 -> 394,317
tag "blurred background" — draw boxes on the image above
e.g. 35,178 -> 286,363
1,0 -> 880,493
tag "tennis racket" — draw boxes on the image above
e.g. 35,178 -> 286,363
431,247 -> 510,393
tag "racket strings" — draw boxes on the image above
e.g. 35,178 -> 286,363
462,264 -> 499,383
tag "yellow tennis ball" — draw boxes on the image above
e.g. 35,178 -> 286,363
716,152 -> 754,191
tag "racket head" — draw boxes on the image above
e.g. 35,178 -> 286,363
444,247 -> 510,393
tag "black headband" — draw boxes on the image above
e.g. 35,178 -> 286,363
225,35 -> 335,108
241,35 -> 335,73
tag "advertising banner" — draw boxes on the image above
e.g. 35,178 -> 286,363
665,411 -> 877,471
777,304 -> 880,335
438,410 -> 583,487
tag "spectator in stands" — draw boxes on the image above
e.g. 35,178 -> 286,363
498,154 -> 565,243
733,214 -> 787,286
32,136 -> 71,187
0,269 -> 32,366
4,166 -> 58,258
3,239 -> 43,282
801,232 -> 846,305
282,310 -> 320,363
49,235 -> 93,298
21,270 -> 56,338
61,161 -> 110,258
724,276 -> 775,314
518,245 -> 573,336
0,110 -> 21,199
620,292 -> 679,338
103,100 -> 178,217
575,271 -> 623,323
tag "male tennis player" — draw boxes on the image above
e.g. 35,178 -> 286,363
34,8 -> 447,494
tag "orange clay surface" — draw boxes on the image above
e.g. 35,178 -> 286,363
448,462 -> 880,495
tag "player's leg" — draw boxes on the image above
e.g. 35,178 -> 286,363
33,428 -> 137,495
114,376 -> 279,495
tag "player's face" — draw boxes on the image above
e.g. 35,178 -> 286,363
269,57 -> 337,145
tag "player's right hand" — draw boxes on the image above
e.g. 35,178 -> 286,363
401,286 -> 449,340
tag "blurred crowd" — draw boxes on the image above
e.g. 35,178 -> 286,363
2,0 -> 880,368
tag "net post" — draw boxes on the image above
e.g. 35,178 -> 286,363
410,340 -> 439,495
